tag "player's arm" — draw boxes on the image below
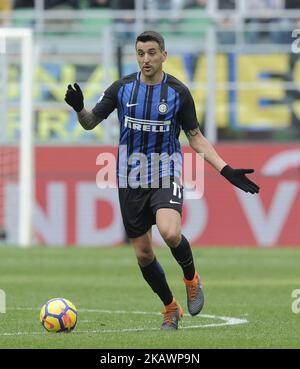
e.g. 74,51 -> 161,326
65,82 -> 118,130
185,126 -> 259,194
64,83 -> 102,130
76,108 -> 103,130
179,86 -> 259,194
185,126 -> 226,172
179,89 -> 226,172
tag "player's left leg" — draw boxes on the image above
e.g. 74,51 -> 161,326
130,229 -> 183,330
131,230 -> 173,307
156,208 -> 204,316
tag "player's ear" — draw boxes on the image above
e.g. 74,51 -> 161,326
162,50 -> 167,62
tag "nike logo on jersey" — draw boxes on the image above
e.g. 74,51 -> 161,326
170,200 -> 181,204
126,102 -> 139,107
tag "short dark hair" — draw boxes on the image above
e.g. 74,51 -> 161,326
135,31 -> 165,51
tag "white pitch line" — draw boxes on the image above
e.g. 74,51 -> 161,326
0,307 -> 248,336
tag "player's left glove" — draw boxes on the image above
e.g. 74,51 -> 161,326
220,165 -> 260,194
64,83 -> 84,112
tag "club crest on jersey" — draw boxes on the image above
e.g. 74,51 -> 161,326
158,101 -> 168,114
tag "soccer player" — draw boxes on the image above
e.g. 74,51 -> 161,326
65,31 -> 259,330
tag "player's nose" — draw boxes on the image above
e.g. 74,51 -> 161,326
143,53 -> 150,62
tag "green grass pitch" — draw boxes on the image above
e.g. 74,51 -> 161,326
0,246 -> 299,348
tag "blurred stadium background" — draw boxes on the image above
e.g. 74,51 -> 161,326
0,0 -> 300,248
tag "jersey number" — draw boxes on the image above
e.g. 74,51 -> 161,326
172,182 -> 182,199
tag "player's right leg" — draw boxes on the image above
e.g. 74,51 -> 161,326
130,230 -> 183,330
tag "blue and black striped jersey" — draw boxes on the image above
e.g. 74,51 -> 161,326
92,72 -> 199,187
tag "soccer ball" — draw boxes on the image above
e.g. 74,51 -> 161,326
40,298 -> 78,333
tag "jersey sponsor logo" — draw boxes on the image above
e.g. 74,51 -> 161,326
126,102 -> 139,107
124,116 -> 171,133
158,101 -> 169,114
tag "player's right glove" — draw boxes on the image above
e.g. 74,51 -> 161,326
64,83 -> 84,112
220,165 -> 260,194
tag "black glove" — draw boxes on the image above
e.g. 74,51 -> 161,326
220,165 -> 260,194
64,83 -> 84,112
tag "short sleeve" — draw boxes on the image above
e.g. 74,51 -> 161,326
92,80 -> 120,119
177,88 -> 199,130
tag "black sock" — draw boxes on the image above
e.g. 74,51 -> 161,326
170,235 -> 195,280
139,257 -> 173,306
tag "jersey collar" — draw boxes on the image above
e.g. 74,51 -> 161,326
137,71 -> 168,86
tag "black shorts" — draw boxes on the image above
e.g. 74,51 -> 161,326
118,183 -> 183,239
